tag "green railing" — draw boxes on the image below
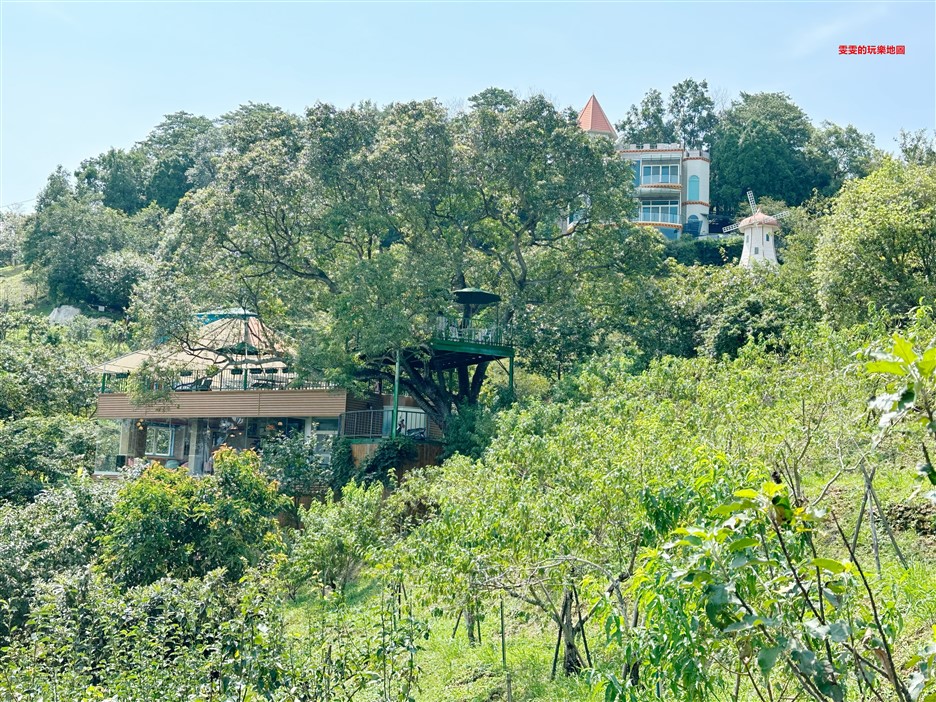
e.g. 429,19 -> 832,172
339,409 -> 442,442
431,316 -> 511,347
99,368 -> 335,394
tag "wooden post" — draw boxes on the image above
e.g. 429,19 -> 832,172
501,596 -> 513,702
391,350 -> 401,438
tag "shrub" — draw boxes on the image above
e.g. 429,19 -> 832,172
259,431 -> 331,499
357,436 -> 417,485
282,480 -> 386,594
0,478 -> 117,639
100,448 -> 285,586
0,415 -> 98,503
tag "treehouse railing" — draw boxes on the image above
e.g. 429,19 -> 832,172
339,409 -> 442,442
431,315 -> 511,347
99,368 -> 336,394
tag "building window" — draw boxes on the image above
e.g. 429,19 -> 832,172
145,425 -> 175,456
313,431 -> 337,466
688,175 -> 700,200
754,247 -> 759,255
640,200 -> 679,224
766,234 -> 770,241
641,164 -> 679,184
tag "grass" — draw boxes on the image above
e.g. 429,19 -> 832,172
281,579 -> 600,701
274,444 -> 936,701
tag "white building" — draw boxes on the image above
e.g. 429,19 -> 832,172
737,210 -> 780,267
577,96 -> 711,240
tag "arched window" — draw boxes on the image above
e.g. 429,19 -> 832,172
688,175 -> 700,201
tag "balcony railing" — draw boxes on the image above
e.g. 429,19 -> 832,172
432,316 -> 510,347
638,212 -> 681,225
339,408 -> 443,442
100,367 -> 336,394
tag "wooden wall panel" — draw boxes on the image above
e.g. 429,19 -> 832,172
96,390 -> 351,419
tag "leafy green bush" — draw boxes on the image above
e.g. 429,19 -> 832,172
0,478 -> 117,639
260,431 -> 332,498
664,235 -> 743,266
0,324 -> 97,420
358,436 -> 417,485
1,565 -> 426,701
100,448 -> 285,586
330,436 -> 356,492
282,480 -> 386,594
0,415 -> 98,503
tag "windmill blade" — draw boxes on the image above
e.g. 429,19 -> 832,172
721,222 -> 741,233
747,190 -> 757,214
773,211 -> 789,219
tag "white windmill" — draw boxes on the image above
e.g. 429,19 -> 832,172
722,190 -> 788,268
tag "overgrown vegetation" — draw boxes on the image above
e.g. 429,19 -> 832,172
1,85 -> 935,700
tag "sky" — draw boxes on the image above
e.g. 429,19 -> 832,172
1,0 -> 934,212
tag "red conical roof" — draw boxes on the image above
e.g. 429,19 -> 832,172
578,95 -> 617,138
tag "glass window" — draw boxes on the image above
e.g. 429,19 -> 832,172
688,175 -> 700,200
145,425 -> 174,456
766,234 -> 770,241
639,200 -> 678,223
754,247 -> 759,255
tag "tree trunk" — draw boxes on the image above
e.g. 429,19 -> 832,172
465,604 -> 478,647
561,604 -> 585,675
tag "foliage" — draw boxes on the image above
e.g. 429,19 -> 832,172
260,431 -> 332,497
23,170 -> 163,308
862,319 -> 936,506
815,159 -> 936,327
83,248 -> 155,309
100,448 -> 285,586
0,415 -> 98,503
808,121 -> 883,194
134,89 -> 662,431
710,93 -> 869,215
649,263 -> 812,360
599,479 -> 917,702
898,129 -> 936,166
664,235 -> 743,266
0,478 -> 117,639
439,401 -> 497,461
1,566 -> 426,701
398,321 -> 882,671
615,79 -> 717,149
0,320 -> 97,420
282,480 -> 386,594
330,436 -> 357,492
358,436 -> 418,485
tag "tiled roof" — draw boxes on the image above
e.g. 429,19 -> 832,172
578,95 -> 616,137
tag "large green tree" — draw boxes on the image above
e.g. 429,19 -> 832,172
136,91 -> 663,429
615,79 -> 717,148
814,159 -> 936,325
710,92 -> 819,214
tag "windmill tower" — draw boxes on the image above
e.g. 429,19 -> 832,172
722,190 -> 787,267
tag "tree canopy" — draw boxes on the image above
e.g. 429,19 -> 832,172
615,78 -> 717,148
136,91 -> 664,429
814,158 -> 936,325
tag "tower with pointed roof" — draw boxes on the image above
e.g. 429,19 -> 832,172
576,95 -> 711,240
578,95 -> 617,138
